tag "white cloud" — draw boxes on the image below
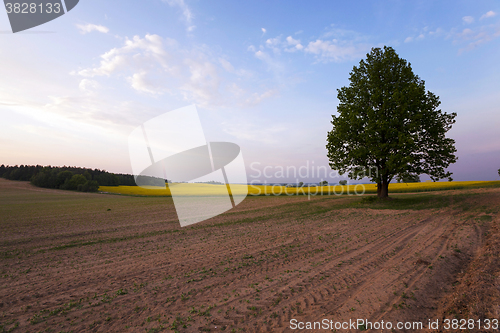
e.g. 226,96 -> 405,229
321,27 -> 366,41
180,58 -> 221,105
460,28 -> 473,37
76,34 -> 272,108
405,32 -> 426,43
226,82 -> 245,98
222,121 -> 285,144
243,89 -> 278,107
454,25 -> 500,54
254,29 -> 372,64
405,18 -> 500,54
77,34 -> 171,78
76,23 -> 109,34
218,59 -> 252,78
286,36 -> 299,45
40,94 -> 154,128
265,36 -> 282,54
480,11 -> 496,20
462,16 -> 475,24
253,49 -> 286,76
285,36 -> 303,52
304,39 -> 369,62
78,34 -> 214,102
219,58 -> 234,73
254,50 -> 273,66
265,37 -> 280,45
127,71 -> 164,95
163,0 -> 194,31
429,27 -> 444,36
261,28 -> 266,34
254,50 -> 265,60
79,79 -> 100,92
409,19 -> 500,54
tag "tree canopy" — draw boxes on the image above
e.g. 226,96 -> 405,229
396,173 -> 420,183
326,46 -> 457,198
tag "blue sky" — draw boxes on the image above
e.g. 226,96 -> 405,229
1,0 -> 499,182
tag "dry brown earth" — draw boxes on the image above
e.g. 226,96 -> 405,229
0,179 -> 499,332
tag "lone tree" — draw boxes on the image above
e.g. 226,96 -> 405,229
326,46 -> 457,199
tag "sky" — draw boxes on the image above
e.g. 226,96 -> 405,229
0,0 -> 499,183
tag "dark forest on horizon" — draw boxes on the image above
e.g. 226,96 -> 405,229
0,164 -> 141,192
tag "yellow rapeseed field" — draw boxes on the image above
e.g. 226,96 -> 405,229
99,180 -> 500,197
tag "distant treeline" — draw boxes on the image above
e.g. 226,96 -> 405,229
0,164 -> 138,192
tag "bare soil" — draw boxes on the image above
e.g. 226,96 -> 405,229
0,179 -> 499,332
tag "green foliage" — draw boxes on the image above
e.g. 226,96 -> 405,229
326,46 -> 457,197
61,174 -> 87,190
1,164 -> 137,189
298,181 -> 304,187
96,173 -> 120,186
135,175 -> 165,186
0,164 -> 36,181
83,170 -> 92,180
396,173 -> 420,183
77,180 -> 100,192
339,180 -> 348,185
319,180 -> 329,186
30,168 -> 54,188
57,170 -> 74,187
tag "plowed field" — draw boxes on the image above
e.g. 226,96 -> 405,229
1,179 -> 499,332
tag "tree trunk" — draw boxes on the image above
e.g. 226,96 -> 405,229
378,178 -> 389,199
